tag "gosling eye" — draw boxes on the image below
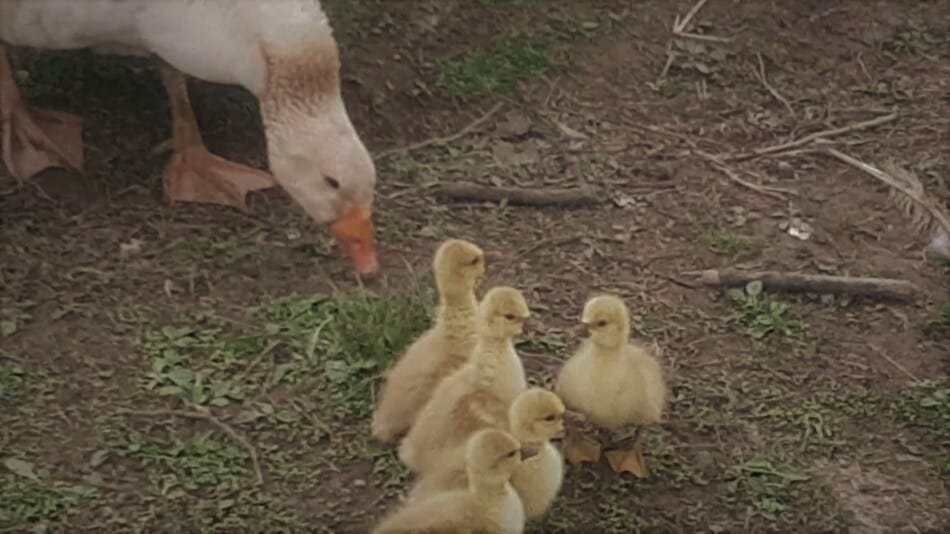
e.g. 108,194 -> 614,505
504,313 -> 516,321
506,450 -> 518,458
470,256 -> 481,265
324,176 -> 340,189
595,320 -> 608,328
543,415 -> 557,422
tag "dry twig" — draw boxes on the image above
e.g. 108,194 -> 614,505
753,53 -> 795,116
659,0 -> 734,78
374,102 -> 504,160
696,151 -> 794,200
436,183 -> 602,207
116,407 -> 265,485
869,344 -> 920,381
497,233 -> 587,275
727,113 -> 897,161
699,268 -> 920,301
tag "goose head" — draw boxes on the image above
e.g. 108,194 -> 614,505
256,5 -> 378,275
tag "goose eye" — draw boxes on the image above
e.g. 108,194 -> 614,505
324,176 -> 340,189
470,256 -> 481,265
596,320 -> 608,328
504,313 -> 516,321
543,415 -> 557,422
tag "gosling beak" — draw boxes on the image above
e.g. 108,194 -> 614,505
328,205 -> 379,275
520,445 -> 540,460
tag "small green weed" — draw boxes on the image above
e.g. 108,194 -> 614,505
701,231 -> 747,254
931,302 -> 950,330
436,34 -> 556,97
728,281 -> 807,344
0,363 -> 30,402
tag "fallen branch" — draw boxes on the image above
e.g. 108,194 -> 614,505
436,183 -> 602,207
116,407 -> 264,485
374,102 -> 504,160
727,112 -> 897,162
699,268 -> 920,301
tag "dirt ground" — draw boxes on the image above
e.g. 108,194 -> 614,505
2,0 -> 948,532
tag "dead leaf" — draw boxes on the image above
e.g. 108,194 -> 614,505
496,112 -> 532,137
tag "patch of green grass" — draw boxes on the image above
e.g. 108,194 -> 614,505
701,231 -> 748,254
727,281 -> 807,344
724,457 -> 817,521
164,238 -> 263,269
260,289 -> 434,419
140,326 -> 261,407
890,379 -> 949,443
116,431 -> 251,494
138,286 -> 434,419
881,27 -> 949,55
104,430 -> 308,530
1,460 -> 100,529
435,34 -> 557,97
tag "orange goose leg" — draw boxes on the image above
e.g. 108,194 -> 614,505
0,42 -> 83,182
158,63 -> 275,210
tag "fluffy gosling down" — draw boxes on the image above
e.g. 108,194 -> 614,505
408,387 -> 567,521
398,286 -> 530,475
373,428 -> 531,534
555,295 -> 668,477
371,239 -> 485,443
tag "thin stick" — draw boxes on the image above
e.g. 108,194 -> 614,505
869,344 -> 920,381
374,102 -> 504,160
727,112 -> 897,162
824,148 -> 950,234
674,0 -> 709,32
754,53 -> 795,116
498,233 -> 586,275
117,407 -> 264,485
696,151 -> 793,200
699,268 -> 920,301
435,183 -> 602,207
677,32 -> 734,43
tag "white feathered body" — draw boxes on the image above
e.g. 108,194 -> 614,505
0,0 -> 334,95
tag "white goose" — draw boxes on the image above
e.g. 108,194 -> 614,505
0,0 -> 378,273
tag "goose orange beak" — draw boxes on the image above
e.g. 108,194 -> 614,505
328,205 -> 379,275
